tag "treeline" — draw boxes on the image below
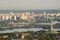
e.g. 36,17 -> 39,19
0,31 -> 60,40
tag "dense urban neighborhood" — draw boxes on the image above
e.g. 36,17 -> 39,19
0,11 -> 60,40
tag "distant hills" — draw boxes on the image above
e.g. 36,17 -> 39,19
0,9 -> 60,13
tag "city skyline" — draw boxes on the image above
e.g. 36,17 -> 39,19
0,0 -> 60,10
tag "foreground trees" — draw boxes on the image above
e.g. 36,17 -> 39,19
0,31 -> 59,40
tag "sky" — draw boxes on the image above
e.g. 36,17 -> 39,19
0,0 -> 60,10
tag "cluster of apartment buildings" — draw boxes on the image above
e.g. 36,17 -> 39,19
0,12 -> 36,21
0,12 -> 60,21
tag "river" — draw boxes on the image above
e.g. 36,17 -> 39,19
0,21 -> 60,33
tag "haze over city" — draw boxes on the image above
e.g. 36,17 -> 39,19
0,0 -> 60,10
0,0 -> 60,40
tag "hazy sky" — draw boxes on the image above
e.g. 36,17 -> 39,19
0,0 -> 60,9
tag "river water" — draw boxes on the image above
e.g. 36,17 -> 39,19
0,28 -> 60,33
0,21 -> 60,33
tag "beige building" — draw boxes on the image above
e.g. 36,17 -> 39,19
0,12 -> 60,21
20,13 -> 30,20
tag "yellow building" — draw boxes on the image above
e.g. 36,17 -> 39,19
2,16 -> 5,20
20,13 -> 29,20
